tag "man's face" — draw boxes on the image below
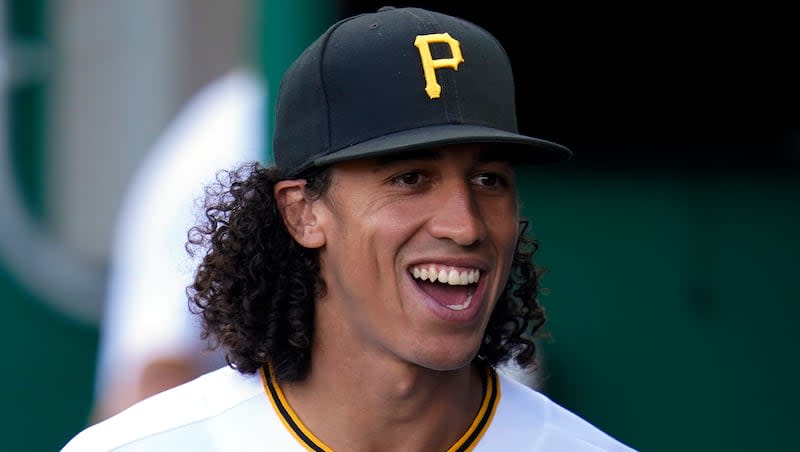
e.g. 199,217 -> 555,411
313,144 -> 520,371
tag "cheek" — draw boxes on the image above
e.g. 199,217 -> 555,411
497,222 -> 520,275
484,200 -> 519,244
325,204 -> 419,277
484,203 -> 520,287
361,197 -> 430,245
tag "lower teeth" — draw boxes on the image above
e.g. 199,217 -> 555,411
446,285 -> 475,311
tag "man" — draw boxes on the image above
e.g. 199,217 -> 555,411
63,6 -> 636,451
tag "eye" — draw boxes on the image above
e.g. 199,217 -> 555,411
472,172 -> 505,188
393,171 -> 425,186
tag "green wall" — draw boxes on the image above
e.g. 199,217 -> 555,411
0,273 -> 98,451
3,1 -> 100,450
520,161 -> 799,451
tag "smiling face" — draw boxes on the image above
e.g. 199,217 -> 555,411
308,144 -> 520,371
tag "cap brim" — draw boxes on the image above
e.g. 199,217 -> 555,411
313,124 -> 572,168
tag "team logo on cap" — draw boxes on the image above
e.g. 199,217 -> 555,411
413,33 -> 464,99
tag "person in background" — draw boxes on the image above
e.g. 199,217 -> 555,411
66,6 -> 636,451
90,68 -> 264,422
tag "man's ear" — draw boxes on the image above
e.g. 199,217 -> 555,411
274,180 -> 326,248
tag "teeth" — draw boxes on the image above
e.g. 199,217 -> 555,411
447,285 -> 476,311
447,292 -> 473,311
448,269 -> 459,283
409,265 -> 480,286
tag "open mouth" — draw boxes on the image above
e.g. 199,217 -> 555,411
409,265 -> 480,311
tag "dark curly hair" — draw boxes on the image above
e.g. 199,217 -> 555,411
187,161 -> 547,382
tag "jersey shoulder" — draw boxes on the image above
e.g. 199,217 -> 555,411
61,366 -> 268,452
480,370 -> 638,452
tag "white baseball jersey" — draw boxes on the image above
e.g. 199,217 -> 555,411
63,365 -> 636,451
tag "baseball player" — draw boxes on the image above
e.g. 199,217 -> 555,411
63,6 -> 636,451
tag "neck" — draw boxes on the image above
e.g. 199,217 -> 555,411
279,345 -> 485,452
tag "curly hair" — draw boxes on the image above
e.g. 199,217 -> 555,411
187,161 -> 547,382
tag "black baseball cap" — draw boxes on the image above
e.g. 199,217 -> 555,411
273,6 -> 571,177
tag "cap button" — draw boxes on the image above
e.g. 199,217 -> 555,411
377,6 -> 395,12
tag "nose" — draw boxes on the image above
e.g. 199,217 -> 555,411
427,181 -> 488,247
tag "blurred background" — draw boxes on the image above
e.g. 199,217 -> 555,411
2,0 -> 798,451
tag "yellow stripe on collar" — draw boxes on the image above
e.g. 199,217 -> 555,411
261,363 -> 500,452
261,364 -> 332,451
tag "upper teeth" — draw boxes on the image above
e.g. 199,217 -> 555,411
410,265 -> 480,285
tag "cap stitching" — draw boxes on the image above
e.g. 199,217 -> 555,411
316,20 -> 350,164
288,14 -> 373,176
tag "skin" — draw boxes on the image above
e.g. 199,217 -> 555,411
90,355 -> 200,423
274,144 -> 520,452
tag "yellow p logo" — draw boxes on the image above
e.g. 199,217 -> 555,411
413,33 -> 464,99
